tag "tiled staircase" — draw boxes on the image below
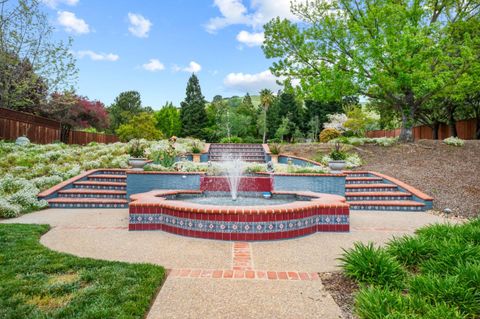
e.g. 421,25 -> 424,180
39,169 -> 128,208
344,171 -> 430,211
209,143 -> 266,162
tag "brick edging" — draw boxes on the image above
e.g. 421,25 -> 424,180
38,169 -> 99,198
368,171 -> 433,201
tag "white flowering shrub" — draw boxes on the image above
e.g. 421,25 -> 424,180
323,113 -> 348,131
320,153 -> 362,168
0,175 -> 48,218
329,137 -> 398,147
443,137 -> 465,147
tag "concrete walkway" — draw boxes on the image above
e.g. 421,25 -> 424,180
1,209 -> 450,318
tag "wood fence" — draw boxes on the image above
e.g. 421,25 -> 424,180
0,108 -> 118,145
366,118 -> 477,140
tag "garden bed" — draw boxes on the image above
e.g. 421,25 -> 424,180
283,140 -> 480,218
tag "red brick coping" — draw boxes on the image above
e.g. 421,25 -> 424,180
129,190 -> 349,240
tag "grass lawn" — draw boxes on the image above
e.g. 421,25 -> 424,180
340,219 -> 480,318
0,224 -> 165,318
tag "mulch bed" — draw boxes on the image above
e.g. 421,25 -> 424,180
320,272 -> 358,319
284,140 -> 480,219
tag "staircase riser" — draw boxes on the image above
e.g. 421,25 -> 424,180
346,180 -> 385,184
347,196 -> 412,201
350,205 -> 425,211
88,178 -> 126,182
74,184 -> 126,190
97,171 -> 126,176
49,202 -> 128,209
347,187 -> 398,192
346,174 -> 371,177
58,194 -> 126,199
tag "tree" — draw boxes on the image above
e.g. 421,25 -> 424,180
116,112 -> 162,142
263,0 -> 479,142
180,74 -> 207,138
237,93 -> 258,138
108,91 -> 143,132
155,102 -> 181,137
0,0 -> 77,110
41,92 -> 109,142
0,52 -> 48,112
259,89 -> 274,143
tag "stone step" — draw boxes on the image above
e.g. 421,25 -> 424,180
346,177 -> 384,184
348,200 -> 425,211
58,188 -> 127,199
47,197 -> 128,208
96,170 -> 127,176
88,174 -> 127,182
73,181 -> 126,190
346,191 -> 412,201
345,184 -> 399,192
344,171 -> 371,176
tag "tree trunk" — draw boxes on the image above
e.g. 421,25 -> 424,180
60,123 -> 71,144
432,122 -> 439,140
448,115 -> 457,137
262,109 -> 267,144
399,112 -> 414,143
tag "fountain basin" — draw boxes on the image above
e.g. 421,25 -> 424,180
129,190 -> 349,241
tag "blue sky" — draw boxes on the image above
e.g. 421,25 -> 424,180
41,0 -> 300,109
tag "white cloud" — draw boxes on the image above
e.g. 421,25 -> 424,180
76,50 -> 119,61
57,11 -> 90,34
223,70 -> 281,92
128,13 -> 152,38
236,30 -> 264,46
142,59 -> 165,72
42,0 -> 78,8
173,61 -> 202,73
206,0 -> 304,32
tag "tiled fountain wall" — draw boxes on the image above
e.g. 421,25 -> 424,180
126,172 -> 346,198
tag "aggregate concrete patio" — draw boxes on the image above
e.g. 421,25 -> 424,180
1,209 -> 451,319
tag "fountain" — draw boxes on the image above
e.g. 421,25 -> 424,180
218,154 -> 245,201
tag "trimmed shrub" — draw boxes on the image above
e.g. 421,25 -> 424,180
443,136 -> 465,147
220,136 -> 243,143
319,128 -> 341,143
339,242 -> 405,288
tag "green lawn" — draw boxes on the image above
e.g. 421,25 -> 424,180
340,219 -> 480,318
0,224 -> 165,318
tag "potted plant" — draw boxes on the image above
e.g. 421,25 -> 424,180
328,142 -> 347,173
191,141 -> 202,162
128,140 -> 148,170
269,143 -> 282,163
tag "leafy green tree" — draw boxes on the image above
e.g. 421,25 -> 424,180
108,91 -> 143,132
275,117 -> 291,141
180,74 -> 207,138
263,0 -> 479,142
237,93 -> 258,137
155,102 -> 181,137
0,0 -> 77,111
260,89 -> 274,143
116,112 -> 162,142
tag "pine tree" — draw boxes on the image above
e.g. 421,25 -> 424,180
180,74 -> 207,138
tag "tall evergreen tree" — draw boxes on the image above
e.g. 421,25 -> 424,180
180,74 -> 207,138
108,91 -> 143,132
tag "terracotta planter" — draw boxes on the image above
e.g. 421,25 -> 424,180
270,154 -> 279,163
129,158 -> 148,170
328,160 -> 346,173
192,154 -> 201,162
